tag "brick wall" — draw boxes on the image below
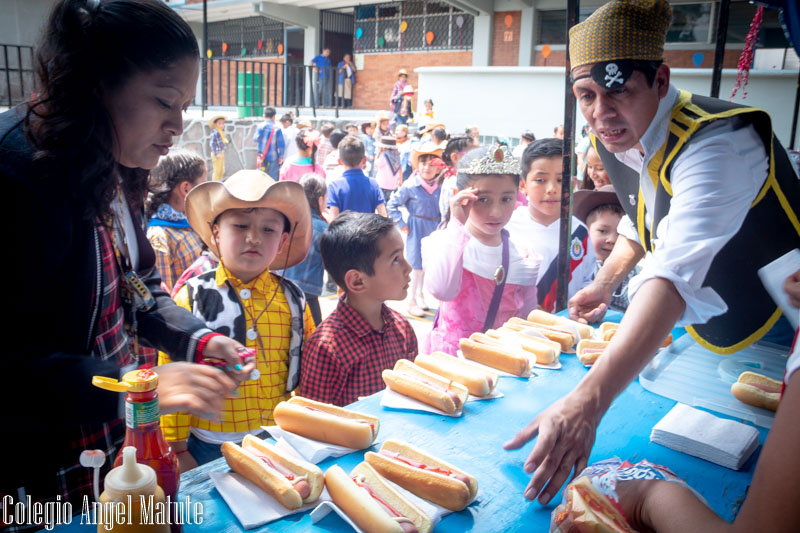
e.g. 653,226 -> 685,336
533,47 -> 744,69
491,11 -> 521,66
205,57 -> 284,109
352,50 -> 473,110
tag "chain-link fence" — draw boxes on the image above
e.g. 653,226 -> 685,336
354,1 -> 473,53
1,44 -> 35,107
207,16 -> 284,59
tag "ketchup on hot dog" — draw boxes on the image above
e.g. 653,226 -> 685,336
251,451 -> 311,499
378,451 -> 471,489
352,476 -> 418,533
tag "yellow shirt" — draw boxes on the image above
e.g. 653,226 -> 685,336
159,264 -> 315,442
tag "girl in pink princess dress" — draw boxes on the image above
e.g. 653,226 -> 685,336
421,145 -> 540,355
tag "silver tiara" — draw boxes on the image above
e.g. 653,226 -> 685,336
463,145 -> 521,175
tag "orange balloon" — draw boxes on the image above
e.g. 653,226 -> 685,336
542,44 -> 552,59
222,42 -> 228,53
277,43 -> 284,55
504,14 -> 513,28
425,31 -> 434,45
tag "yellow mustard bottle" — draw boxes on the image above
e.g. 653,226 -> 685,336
97,446 -> 170,533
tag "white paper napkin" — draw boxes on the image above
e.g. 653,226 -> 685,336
210,470 -> 331,530
310,474 -> 450,531
650,403 -> 760,470
262,426 -> 365,464
467,389 -> 504,402
380,388 -> 463,417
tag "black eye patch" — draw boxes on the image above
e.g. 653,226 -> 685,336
590,60 -> 635,89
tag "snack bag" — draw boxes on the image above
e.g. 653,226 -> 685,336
550,458 -> 701,533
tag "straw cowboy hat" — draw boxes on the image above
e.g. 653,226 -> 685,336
207,114 -> 226,128
376,135 -> 398,149
420,122 -> 446,135
410,141 -> 444,169
375,110 -> 391,123
360,121 -> 376,134
397,68 -> 408,77
185,170 -> 311,270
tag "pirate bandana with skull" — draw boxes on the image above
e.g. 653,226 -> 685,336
572,59 -> 636,89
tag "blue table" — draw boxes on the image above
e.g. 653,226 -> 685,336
56,311 -> 766,532
174,312 -> 766,532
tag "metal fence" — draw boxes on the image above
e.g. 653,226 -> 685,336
204,59 -> 349,117
1,44 -> 35,107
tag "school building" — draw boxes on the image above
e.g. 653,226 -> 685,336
1,0 -> 798,145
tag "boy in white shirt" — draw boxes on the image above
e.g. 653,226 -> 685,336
507,138 -> 595,312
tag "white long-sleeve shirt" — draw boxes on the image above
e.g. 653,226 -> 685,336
616,84 -> 769,326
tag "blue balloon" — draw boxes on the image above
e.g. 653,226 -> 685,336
356,27 -> 363,39
692,52 -> 704,67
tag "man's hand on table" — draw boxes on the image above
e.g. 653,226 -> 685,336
503,388 -> 602,504
568,282 -> 612,324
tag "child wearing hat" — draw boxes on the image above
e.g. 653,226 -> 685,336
392,85 -> 415,128
390,68 -> 409,108
208,115 -> 228,181
388,141 -> 445,316
573,184 -> 637,311
158,170 -> 316,471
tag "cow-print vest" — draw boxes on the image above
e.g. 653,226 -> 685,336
183,270 -> 306,391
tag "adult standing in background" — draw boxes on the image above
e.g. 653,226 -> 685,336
253,106 -> 284,179
310,47 -> 332,107
505,0 -> 800,506
513,130 -> 536,159
337,53 -> 357,108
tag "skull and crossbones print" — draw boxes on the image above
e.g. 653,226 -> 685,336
604,62 -> 624,87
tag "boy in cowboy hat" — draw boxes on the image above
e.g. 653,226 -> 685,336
208,114 -> 228,181
572,184 -> 634,311
158,170 -> 315,471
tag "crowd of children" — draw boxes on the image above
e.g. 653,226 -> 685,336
149,108 -> 638,472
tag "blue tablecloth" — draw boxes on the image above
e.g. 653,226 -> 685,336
56,311 -> 767,532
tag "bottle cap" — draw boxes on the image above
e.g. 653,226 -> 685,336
93,368 -> 159,393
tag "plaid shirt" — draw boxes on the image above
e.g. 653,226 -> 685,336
159,265 -> 315,441
298,298 -> 417,406
315,138 -> 333,168
210,129 -> 224,155
147,225 -> 205,293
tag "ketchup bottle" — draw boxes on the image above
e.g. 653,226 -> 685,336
93,369 -> 179,503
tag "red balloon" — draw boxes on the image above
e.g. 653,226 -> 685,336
257,40 -> 263,50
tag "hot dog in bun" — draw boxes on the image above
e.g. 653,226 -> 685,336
325,463 -> 433,533
485,328 -> 560,365
505,317 -> 575,351
272,396 -> 379,449
220,435 -> 324,510
413,352 -> 498,397
526,309 -> 594,340
731,371 -> 781,411
365,439 -> 478,511
382,359 -> 469,414
576,339 -> 608,367
459,334 -> 531,376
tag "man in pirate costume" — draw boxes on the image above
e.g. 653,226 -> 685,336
505,0 -> 800,505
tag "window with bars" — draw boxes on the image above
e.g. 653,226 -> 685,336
207,16 -> 284,58
354,0 -> 473,53
537,1 -> 789,48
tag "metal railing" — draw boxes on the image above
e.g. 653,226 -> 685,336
203,59 -> 351,117
1,44 -> 35,108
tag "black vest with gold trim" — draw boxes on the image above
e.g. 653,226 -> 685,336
593,89 -> 800,354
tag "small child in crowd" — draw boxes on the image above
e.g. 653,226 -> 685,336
422,98 -> 434,124
581,144 -> 611,190
283,173 -> 329,326
573,184 -> 635,311
280,128 -> 327,182
327,135 -> 387,218
208,114 -> 228,181
388,142 -> 444,317
298,212 -> 417,406
361,121 -> 377,175
422,146 -> 540,354
345,123 -> 359,136
146,148 -> 208,293
394,124 -> 413,179
438,135 -> 475,222
506,138 -> 595,313
374,136 -> 402,203
315,122 -> 335,167
323,128 -> 347,178
159,170 -> 315,470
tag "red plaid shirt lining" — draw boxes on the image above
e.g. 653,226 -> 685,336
297,298 -> 417,406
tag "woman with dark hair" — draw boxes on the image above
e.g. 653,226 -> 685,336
1,0 -> 253,514
146,148 -> 208,292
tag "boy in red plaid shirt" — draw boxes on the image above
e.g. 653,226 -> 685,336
298,212 -> 418,406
